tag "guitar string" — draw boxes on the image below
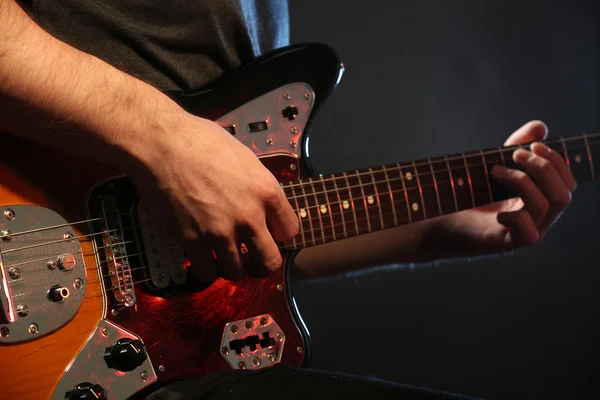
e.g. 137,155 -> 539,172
1,139 -> 597,259
2,134 -> 598,241
0,139 -> 592,255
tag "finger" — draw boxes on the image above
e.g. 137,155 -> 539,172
491,164 -> 548,226
504,120 -> 548,146
266,187 -> 300,243
531,142 -> 577,192
246,225 -> 283,277
213,238 -> 246,281
512,148 -> 571,232
187,244 -> 219,284
497,208 -> 539,247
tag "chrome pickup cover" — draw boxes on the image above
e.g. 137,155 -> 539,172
0,205 -> 86,344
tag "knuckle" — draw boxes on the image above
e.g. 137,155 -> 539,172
263,251 -> 283,271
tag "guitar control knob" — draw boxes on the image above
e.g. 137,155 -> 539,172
48,286 -> 70,302
104,338 -> 147,372
65,382 -> 107,400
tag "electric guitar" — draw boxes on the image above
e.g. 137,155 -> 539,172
0,43 -> 597,400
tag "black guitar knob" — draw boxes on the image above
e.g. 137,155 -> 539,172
64,382 -> 106,399
103,338 -> 147,372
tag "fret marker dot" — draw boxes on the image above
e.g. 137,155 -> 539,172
412,203 -> 419,212
405,172 -> 413,181
300,209 -> 307,218
575,154 -> 582,163
367,196 -> 374,205
343,200 -> 350,210
320,205 -> 327,214
457,177 -> 464,187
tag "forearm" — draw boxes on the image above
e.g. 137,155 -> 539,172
292,218 -> 438,279
0,0 -> 184,172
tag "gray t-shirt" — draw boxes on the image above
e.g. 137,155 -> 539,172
18,0 -> 289,90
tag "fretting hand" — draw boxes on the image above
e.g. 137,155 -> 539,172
423,120 -> 577,259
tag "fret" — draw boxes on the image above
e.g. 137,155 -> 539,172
389,164 -> 412,224
582,134 -> 596,180
319,176 -> 338,242
463,151 -> 490,207
446,155 -> 474,211
369,168 -> 386,229
343,172 -> 362,235
559,137 -> 570,167
499,146 -> 507,167
282,182 -> 304,249
349,171 -> 371,233
381,165 -> 398,226
427,158 -> 443,216
309,177 -> 331,244
434,156 -> 458,214
331,174 -> 356,237
298,179 -> 318,246
411,159 -> 439,218
564,136 -> 594,184
479,149 -> 494,203
356,169 -> 382,231
288,181 -> 311,247
461,153 -> 476,207
397,162 -> 425,222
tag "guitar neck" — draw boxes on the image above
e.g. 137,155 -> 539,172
281,133 -> 599,251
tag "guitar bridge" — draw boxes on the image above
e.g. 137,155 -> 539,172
97,196 -> 136,307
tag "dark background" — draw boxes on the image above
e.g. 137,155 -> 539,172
288,1 -> 600,399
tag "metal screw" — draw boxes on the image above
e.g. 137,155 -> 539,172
260,317 -> 268,325
245,321 -> 252,329
101,327 -> 109,337
238,361 -> 246,369
289,164 -> 297,172
74,279 -> 84,290
47,260 -> 57,270
222,346 -> 229,355
266,138 -> 274,145
296,346 -> 303,354
63,232 -> 74,241
283,92 -> 291,100
111,309 -> 118,316
276,332 -> 283,341
140,371 -> 148,381
8,268 -> 20,279
4,209 -> 15,220
267,353 -> 276,362
123,294 -> 134,307
252,357 -> 261,366
289,141 -> 297,148
16,304 -> 28,317
1,229 -> 12,241
290,127 -> 298,134
304,92 -> 311,100
0,326 -> 8,338
158,364 -> 165,373
277,284 -> 283,291
231,325 -> 238,333
28,323 -> 38,334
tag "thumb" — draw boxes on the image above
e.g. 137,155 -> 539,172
503,120 -> 548,146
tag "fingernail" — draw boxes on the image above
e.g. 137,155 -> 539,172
513,148 -> 532,163
532,142 -> 551,155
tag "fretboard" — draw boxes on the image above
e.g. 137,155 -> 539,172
280,132 -> 599,251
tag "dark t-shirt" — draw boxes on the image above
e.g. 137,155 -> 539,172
17,0 -> 290,90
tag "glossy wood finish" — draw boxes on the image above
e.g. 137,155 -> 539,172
0,136 -> 106,400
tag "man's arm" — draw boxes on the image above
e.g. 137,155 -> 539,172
293,121 -> 576,279
0,0 -> 299,281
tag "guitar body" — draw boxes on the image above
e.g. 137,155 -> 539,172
0,43 -> 344,400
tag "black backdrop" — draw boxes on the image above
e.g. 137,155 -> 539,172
288,1 -> 600,399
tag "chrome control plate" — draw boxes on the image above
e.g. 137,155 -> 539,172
51,320 -> 157,400
215,83 -> 315,158
220,314 -> 286,371
0,205 -> 86,344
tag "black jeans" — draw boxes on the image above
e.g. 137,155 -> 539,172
135,365 -> 483,400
